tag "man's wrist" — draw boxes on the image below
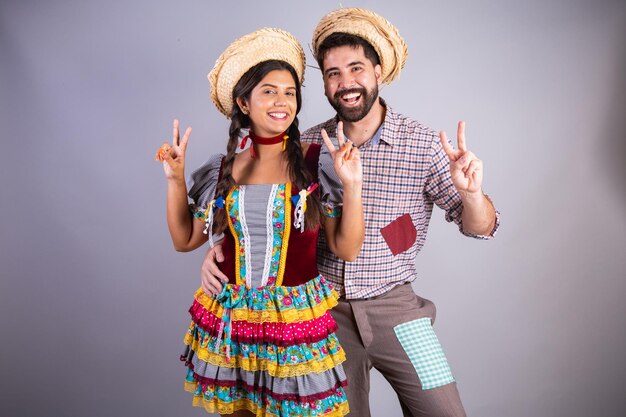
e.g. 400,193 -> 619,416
458,189 -> 484,203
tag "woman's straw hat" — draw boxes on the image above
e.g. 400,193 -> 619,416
312,8 -> 408,84
208,28 -> 305,117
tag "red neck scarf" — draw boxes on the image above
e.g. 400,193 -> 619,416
240,130 -> 289,158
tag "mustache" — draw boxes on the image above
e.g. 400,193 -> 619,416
333,87 -> 366,101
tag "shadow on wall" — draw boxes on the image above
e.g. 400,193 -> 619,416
601,11 -> 626,205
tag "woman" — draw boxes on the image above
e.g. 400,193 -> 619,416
156,28 -> 363,416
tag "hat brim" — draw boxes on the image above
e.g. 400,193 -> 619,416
208,28 -> 305,117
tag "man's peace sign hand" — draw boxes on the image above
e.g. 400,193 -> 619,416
440,121 -> 483,196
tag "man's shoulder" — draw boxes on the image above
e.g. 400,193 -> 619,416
301,117 -> 337,143
384,106 -> 439,143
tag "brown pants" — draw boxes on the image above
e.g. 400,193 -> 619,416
331,283 -> 467,417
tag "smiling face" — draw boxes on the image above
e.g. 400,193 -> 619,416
236,69 -> 298,137
322,45 -> 382,122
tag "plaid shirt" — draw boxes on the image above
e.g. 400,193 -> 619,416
301,100 -> 500,299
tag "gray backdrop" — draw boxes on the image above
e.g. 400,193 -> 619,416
1,0 -> 625,416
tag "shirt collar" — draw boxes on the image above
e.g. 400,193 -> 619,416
369,123 -> 384,146
377,98 -> 398,147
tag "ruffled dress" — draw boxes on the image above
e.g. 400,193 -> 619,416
180,144 -> 349,417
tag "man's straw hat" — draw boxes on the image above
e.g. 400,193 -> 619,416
312,8 -> 408,84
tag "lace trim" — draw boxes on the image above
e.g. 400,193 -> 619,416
183,339 -> 347,378
185,395 -> 350,417
260,184 -> 278,286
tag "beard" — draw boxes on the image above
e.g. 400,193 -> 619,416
328,84 -> 379,123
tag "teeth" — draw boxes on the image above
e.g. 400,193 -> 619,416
342,93 -> 360,100
269,112 -> 287,118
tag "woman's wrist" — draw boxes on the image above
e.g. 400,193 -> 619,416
167,176 -> 186,186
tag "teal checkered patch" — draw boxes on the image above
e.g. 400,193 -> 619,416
394,317 -> 455,390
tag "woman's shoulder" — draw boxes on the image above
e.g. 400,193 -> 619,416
301,142 -> 322,156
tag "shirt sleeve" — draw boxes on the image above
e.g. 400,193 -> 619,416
187,154 -> 224,220
318,143 -> 343,218
424,134 -> 500,239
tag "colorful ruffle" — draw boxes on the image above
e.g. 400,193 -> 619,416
185,381 -> 349,417
181,274 -> 349,416
185,356 -> 347,401
183,328 -> 344,377
188,309 -> 338,346
190,274 -> 340,323
322,204 -> 342,218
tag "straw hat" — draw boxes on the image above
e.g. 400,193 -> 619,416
312,8 -> 408,84
208,28 -> 305,117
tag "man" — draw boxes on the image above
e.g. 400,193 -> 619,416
201,8 -> 499,417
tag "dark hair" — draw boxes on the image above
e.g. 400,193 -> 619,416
212,60 -> 322,233
316,32 -> 381,70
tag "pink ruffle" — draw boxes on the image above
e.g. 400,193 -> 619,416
188,301 -> 338,346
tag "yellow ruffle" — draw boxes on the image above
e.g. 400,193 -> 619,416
183,388 -> 350,417
183,334 -> 346,378
193,287 -> 340,324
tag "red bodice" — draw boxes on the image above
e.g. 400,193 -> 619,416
219,144 -> 322,287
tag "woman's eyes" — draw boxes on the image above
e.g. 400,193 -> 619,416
262,89 -> 295,96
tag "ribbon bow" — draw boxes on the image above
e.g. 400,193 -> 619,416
202,195 -> 225,247
291,183 -> 319,232
213,285 -> 246,362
